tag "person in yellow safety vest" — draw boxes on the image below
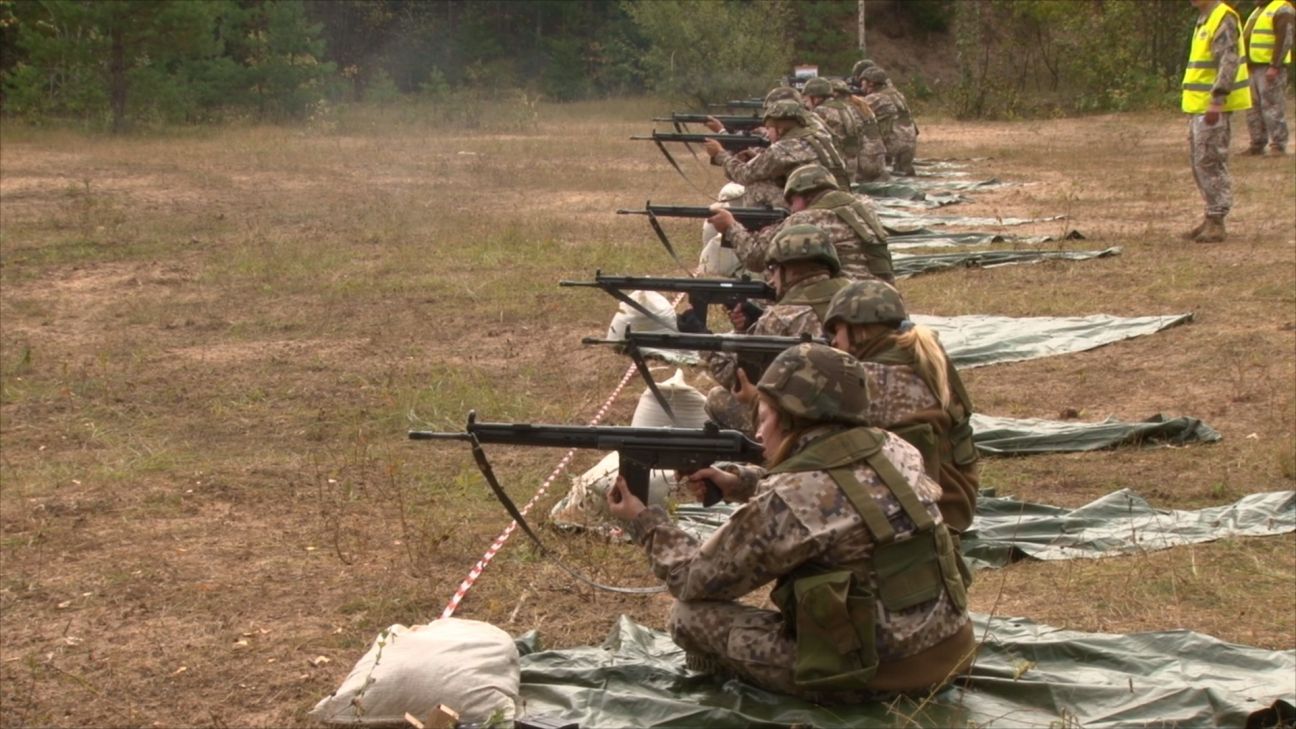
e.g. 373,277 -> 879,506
1243,0 -> 1295,154
1181,0 -> 1252,244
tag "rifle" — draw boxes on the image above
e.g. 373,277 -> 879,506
581,330 -> 826,423
560,271 -> 772,334
709,99 -> 765,110
631,131 -> 770,151
615,202 -> 789,271
411,410 -> 762,507
653,114 -> 764,132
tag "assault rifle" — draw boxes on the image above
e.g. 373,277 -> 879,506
653,114 -> 765,132
709,99 -> 765,110
411,410 -> 762,507
616,202 -> 789,270
631,131 -> 770,151
581,330 -> 826,424
560,271 -> 772,336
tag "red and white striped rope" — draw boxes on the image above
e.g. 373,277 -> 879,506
440,360 -> 641,619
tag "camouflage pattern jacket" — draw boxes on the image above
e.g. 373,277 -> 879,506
722,192 -> 893,282
812,99 -> 864,160
704,274 -> 850,390
628,425 -> 971,673
715,125 -> 850,192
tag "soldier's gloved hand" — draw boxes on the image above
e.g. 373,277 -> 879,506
606,475 -> 646,521
707,207 -> 735,234
676,307 -> 710,334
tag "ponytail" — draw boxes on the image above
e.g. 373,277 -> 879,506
895,325 -> 952,409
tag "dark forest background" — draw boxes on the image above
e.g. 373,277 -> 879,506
0,0 -> 1276,131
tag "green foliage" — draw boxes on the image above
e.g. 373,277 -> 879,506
625,0 -> 793,106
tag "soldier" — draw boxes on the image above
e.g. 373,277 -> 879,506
836,79 -> 890,183
802,78 -> 864,183
1182,0 -> 1252,243
700,224 -> 852,432
821,280 -> 978,535
703,99 -> 850,209
851,58 -> 876,82
860,66 -> 918,176
708,163 -> 894,284
605,342 -> 975,701
1243,0 -> 1294,155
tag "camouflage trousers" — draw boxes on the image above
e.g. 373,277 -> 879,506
1246,67 -> 1289,151
884,127 -> 917,176
1188,113 -> 1233,218
704,385 -> 754,435
855,138 -> 889,182
669,599 -> 886,703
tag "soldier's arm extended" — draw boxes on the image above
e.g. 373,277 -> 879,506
723,216 -> 785,272
715,141 -> 796,186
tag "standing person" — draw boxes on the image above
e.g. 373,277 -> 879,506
605,342 -> 975,701
1243,0 -> 1295,155
1181,0 -> 1252,243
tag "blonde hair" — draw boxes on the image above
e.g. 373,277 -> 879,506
895,325 -> 952,409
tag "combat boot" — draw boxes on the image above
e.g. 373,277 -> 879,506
1181,217 -> 1208,241
1245,144 -> 1267,155
1196,215 -> 1226,243
1269,144 -> 1287,155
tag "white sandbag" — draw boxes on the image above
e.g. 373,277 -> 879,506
631,369 -> 708,429
309,618 -> 519,726
699,183 -> 747,277
605,290 -> 677,339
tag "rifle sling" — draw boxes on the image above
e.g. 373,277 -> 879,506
467,434 -> 667,595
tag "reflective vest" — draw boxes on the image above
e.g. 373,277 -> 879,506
1182,2 -> 1252,113
1246,0 -> 1294,65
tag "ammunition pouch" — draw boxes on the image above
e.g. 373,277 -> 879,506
772,569 -> 878,692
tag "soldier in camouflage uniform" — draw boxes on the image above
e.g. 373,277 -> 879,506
606,343 -> 975,701
860,66 -> 918,177
703,100 -> 850,210
1243,0 -> 1294,154
823,280 -> 979,534
837,79 -> 890,183
702,224 -> 852,433
709,164 -> 894,284
803,78 -> 865,183
1182,0 -> 1253,243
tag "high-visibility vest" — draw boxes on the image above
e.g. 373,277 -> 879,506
1246,0 -> 1294,65
1182,2 -> 1253,113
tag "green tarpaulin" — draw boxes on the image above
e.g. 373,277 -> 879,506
920,312 -> 1194,369
515,613 -> 1295,728
969,412 -> 1222,454
888,229 -> 1086,250
961,489 -> 1295,570
894,247 -> 1119,277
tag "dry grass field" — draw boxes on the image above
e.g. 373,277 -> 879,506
1,97 -> 1294,727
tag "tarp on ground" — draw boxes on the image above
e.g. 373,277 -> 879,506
888,229 -> 1086,250
894,247 -> 1119,277
882,211 -> 1066,231
962,489 -> 1295,570
673,490 -> 1295,564
918,312 -> 1194,370
514,613 -> 1295,729
970,413 -> 1222,455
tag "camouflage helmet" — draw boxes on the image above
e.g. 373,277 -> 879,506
851,59 -> 876,78
783,163 -> 839,200
763,98 -> 807,124
763,86 -> 803,106
822,280 -> 907,332
830,79 -> 852,97
801,77 -> 833,98
757,342 -> 873,427
860,66 -> 889,84
766,223 -> 841,275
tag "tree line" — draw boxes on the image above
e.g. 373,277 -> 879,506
0,0 -> 1270,131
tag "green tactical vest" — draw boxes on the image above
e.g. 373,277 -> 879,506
810,190 -> 895,281
782,126 -> 852,191
767,427 -> 968,693
819,99 -> 862,157
778,276 -> 852,323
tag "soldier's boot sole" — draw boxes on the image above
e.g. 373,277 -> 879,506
1196,217 -> 1226,243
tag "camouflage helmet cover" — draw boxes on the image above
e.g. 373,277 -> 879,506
763,98 -> 807,124
783,163 -> 839,200
851,58 -> 876,78
823,280 -> 908,331
860,66 -> 890,84
767,223 -> 841,275
801,77 -> 833,98
763,86 -> 803,105
757,342 -> 873,427
830,79 -> 852,96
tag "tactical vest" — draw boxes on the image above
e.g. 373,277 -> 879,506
884,86 -> 913,127
818,99 -> 862,157
783,125 -> 852,191
1182,2 -> 1253,113
869,343 -> 979,475
1246,0 -> 1294,64
778,276 -> 852,323
846,96 -> 884,141
810,191 -> 894,281
768,428 -> 968,692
